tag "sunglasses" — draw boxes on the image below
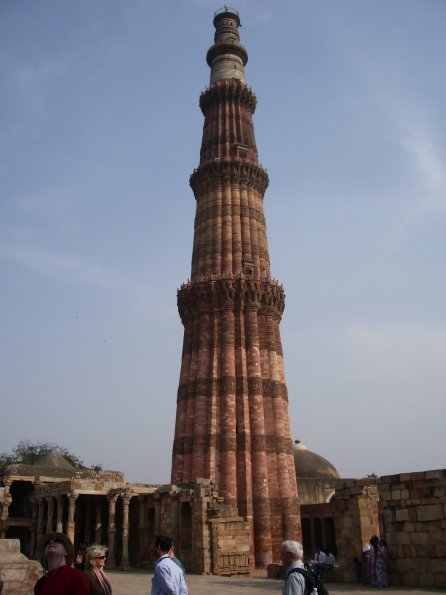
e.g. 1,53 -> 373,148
47,539 -> 64,545
95,555 -> 107,559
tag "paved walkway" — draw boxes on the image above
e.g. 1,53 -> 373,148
107,569 -> 443,594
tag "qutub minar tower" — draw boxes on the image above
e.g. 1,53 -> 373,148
171,7 -> 301,566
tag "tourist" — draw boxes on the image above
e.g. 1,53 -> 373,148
75,543 -> 87,571
84,544 -> 112,594
280,540 -> 306,595
326,551 -> 336,568
311,548 -> 329,580
169,538 -> 187,579
353,557 -> 363,584
369,535 -> 388,588
151,535 -> 187,595
34,532 -> 89,594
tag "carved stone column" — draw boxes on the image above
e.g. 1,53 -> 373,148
56,496 -> 64,533
30,499 -> 38,559
46,497 -> 54,533
121,492 -> 131,569
154,494 -> 161,535
66,493 -> 78,544
95,498 -> 102,544
171,497 -> 179,544
37,498 -> 45,538
107,495 -> 119,568
138,496 -> 146,565
84,498 -> 92,545
0,492 -> 11,539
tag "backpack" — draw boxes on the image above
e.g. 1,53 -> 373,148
287,566 -> 329,595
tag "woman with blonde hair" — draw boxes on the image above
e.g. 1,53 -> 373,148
84,544 -> 112,595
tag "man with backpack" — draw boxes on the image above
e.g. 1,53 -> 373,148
281,540 -> 329,595
280,540 -> 306,595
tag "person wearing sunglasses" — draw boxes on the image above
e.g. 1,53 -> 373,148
34,532 -> 89,594
84,545 -> 112,595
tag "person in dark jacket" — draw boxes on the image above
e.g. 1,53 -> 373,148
84,545 -> 112,595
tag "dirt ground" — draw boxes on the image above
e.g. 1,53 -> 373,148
107,568 -> 444,595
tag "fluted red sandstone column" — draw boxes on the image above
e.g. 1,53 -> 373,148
172,7 -> 300,566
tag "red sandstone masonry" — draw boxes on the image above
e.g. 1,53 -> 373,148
171,9 -> 300,567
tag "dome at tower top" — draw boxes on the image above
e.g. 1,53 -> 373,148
213,7 -> 241,27
293,440 -> 340,480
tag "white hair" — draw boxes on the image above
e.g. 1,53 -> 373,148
281,540 -> 304,560
85,544 -> 107,568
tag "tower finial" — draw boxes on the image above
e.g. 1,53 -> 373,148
208,8 -> 247,85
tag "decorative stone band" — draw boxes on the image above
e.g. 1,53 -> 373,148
177,378 -> 288,402
194,203 -> 266,227
190,160 -> 269,194
199,79 -> 256,115
177,275 -> 285,321
206,42 -> 248,68
172,434 -> 294,456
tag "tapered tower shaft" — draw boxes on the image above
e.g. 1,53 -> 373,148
171,7 -> 300,566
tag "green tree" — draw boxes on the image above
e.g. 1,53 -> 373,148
0,440 -> 102,470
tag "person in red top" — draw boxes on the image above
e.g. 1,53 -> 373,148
34,532 -> 89,595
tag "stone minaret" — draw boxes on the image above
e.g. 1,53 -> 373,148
171,7 -> 300,566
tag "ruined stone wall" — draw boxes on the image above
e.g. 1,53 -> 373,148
135,480 -> 250,576
207,502 -> 250,575
332,479 -> 380,582
379,470 -> 446,589
0,539 -> 42,594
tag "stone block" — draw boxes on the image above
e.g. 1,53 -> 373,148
399,473 -> 412,482
402,571 -> 417,586
397,531 -> 410,545
411,471 -> 427,480
0,539 -> 43,594
395,508 -> 408,522
417,504 -> 444,522
434,574 -> 446,589
394,558 -> 412,572
425,470 -> 444,479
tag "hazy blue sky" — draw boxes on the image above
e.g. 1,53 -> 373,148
1,0 -> 444,483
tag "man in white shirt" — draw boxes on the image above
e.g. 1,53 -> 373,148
151,535 -> 187,595
280,540 -> 306,595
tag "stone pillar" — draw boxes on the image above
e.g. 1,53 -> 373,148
121,493 -> 131,569
0,492 -> 11,539
95,498 -> 102,544
171,497 -> 179,543
0,498 -> 11,539
30,500 -> 38,559
107,495 -> 118,568
154,496 -> 161,534
84,498 -> 91,545
66,493 -> 78,545
56,496 -> 64,533
37,499 -> 45,539
138,496 -> 146,565
46,497 -> 54,533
